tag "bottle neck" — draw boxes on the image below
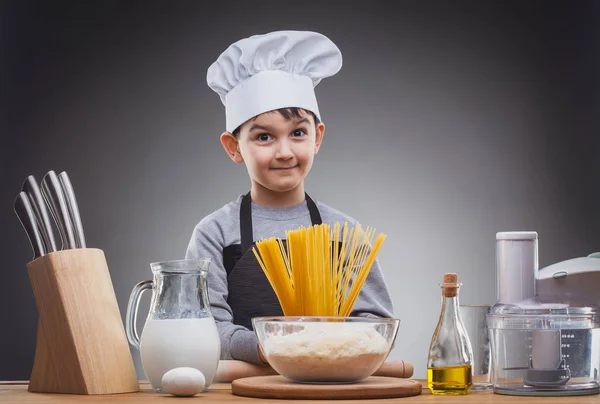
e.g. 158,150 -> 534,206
441,289 -> 461,323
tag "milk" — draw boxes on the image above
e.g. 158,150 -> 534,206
140,317 -> 221,391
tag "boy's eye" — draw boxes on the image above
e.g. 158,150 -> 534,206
257,133 -> 272,142
292,129 -> 306,137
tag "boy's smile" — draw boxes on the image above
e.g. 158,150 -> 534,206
220,108 -> 325,207
270,164 -> 299,171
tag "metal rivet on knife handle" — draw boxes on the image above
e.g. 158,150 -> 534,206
14,192 -> 46,258
58,171 -> 86,248
41,170 -> 77,250
22,175 -> 58,253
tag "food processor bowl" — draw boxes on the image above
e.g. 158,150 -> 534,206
487,303 -> 600,396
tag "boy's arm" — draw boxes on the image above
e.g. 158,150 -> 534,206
185,221 -> 263,364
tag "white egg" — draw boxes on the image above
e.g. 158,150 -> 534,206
161,367 -> 206,397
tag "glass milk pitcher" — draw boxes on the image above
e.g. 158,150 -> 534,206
125,259 -> 221,392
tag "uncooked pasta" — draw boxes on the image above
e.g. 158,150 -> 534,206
252,222 -> 386,316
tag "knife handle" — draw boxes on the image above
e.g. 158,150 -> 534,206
58,172 -> 86,248
41,171 -> 77,250
15,192 -> 46,258
22,175 -> 58,252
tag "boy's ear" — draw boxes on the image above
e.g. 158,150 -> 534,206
220,132 -> 244,163
314,123 -> 325,155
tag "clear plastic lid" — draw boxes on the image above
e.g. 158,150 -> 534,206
488,298 -> 600,330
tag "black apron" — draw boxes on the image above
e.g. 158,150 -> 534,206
223,191 -> 322,330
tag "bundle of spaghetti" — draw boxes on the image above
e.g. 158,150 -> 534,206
252,222 -> 386,317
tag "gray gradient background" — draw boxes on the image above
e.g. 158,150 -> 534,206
2,0 -> 600,380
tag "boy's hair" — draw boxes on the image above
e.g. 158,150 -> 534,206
232,107 -> 321,137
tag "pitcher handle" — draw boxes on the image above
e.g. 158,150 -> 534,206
125,279 -> 153,349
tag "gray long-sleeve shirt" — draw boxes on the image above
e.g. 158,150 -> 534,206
185,195 -> 394,364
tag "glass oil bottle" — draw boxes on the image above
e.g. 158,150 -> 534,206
427,272 -> 474,395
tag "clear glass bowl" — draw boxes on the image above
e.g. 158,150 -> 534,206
252,316 -> 399,384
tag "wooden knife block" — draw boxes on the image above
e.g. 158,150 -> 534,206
26,248 -> 139,395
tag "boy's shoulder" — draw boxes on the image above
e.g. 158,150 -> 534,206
313,198 -> 359,226
194,195 -> 243,236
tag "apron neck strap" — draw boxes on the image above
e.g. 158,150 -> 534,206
240,191 -> 322,252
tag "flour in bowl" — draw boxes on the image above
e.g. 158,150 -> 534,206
262,323 -> 390,382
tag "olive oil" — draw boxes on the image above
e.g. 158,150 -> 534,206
426,273 -> 474,395
427,365 -> 472,395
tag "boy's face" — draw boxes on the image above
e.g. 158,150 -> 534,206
222,109 -> 325,194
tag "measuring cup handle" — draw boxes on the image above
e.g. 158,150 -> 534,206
125,279 -> 153,350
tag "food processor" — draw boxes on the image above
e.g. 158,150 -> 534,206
487,232 -> 600,396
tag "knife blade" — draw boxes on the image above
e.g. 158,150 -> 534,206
41,170 -> 77,250
58,171 -> 86,248
14,192 -> 46,258
22,175 -> 58,253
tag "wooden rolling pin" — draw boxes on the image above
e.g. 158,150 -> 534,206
215,360 -> 413,382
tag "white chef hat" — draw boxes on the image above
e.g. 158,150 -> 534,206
207,30 -> 343,133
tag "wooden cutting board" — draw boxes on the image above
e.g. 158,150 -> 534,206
231,375 -> 422,400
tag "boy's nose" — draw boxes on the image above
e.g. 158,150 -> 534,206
275,140 -> 294,159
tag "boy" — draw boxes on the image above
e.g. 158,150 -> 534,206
185,30 -> 394,364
